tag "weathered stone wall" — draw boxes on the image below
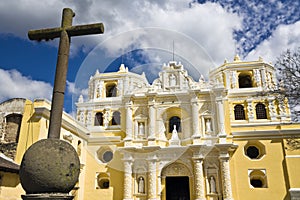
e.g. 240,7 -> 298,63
0,98 -> 26,160
0,142 -> 17,160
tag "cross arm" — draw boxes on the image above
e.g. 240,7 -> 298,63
28,23 -> 104,41
28,27 -> 63,41
66,23 -> 104,37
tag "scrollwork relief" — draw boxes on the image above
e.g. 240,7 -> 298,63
286,137 -> 300,150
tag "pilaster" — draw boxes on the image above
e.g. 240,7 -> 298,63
193,158 -> 206,200
219,154 -> 233,200
148,101 -> 156,145
123,158 -> 133,200
191,98 -> 200,138
216,97 -> 226,143
157,161 -> 165,199
147,156 -> 157,200
268,97 -> 277,120
125,101 -> 133,146
246,99 -> 254,121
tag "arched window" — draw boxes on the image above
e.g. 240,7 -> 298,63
169,116 -> 181,133
256,103 -> 267,119
94,112 -> 103,126
106,83 -> 117,97
238,74 -> 252,88
111,111 -> 121,125
249,170 -> 267,188
97,172 -> 110,189
234,104 -> 246,120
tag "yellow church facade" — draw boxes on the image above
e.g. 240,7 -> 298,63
1,57 -> 300,200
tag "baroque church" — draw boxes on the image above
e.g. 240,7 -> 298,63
0,56 -> 300,200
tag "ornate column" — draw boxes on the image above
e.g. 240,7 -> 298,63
148,156 -> 157,200
118,79 -> 123,96
78,109 -> 85,124
246,99 -> 254,121
278,99 -> 287,121
231,71 -> 237,89
225,71 -> 231,89
253,69 -> 262,87
123,158 -> 133,200
124,77 -> 129,94
148,100 -> 156,145
268,97 -> 277,120
125,101 -> 133,144
193,158 -> 206,200
216,97 -> 226,143
86,109 -> 92,126
191,98 -> 200,138
260,68 -> 267,89
157,161 -> 164,199
219,154 -> 233,200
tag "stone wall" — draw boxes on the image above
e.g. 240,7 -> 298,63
0,98 -> 26,160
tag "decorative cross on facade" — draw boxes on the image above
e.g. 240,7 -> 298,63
28,8 -> 104,139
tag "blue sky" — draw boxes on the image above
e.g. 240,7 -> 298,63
0,0 -> 299,114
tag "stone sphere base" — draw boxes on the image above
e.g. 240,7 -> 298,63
19,139 -> 80,194
21,193 -> 74,200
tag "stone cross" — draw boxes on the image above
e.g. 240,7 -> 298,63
28,8 -> 104,139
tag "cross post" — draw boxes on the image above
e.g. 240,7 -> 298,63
28,8 -> 104,139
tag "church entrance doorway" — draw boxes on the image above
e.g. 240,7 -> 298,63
166,176 -> 190,200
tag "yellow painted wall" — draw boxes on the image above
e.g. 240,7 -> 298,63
231,139 -> 289,200
0,172 -> 23,200
15,100 -> 41,164
283,139 -> 300,189
83,149 -> 113,200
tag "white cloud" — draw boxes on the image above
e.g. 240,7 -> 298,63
0,68 -> 52,102
246,21 -> 300,63
0,1 -> 241,67
66,80 -> 88,97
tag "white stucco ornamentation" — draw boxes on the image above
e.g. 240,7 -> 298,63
219,155 -> 233,200
125,102 -> 133,140
192,99 -> 200,137
148,103 -> 155,140
123,160 -> 133,200
148,157 -> 157,199
247,100 -> 254,121
193,158 -> 206,200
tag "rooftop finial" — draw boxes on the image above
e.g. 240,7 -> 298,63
234,54 -> 240,62
119,63 -> 126,72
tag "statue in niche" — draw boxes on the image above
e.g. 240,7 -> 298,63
205,118 -> 212,133
138,122 -> 145,137
138,177 -> 145,193
169,74 -> 176,86
209,176 -> 216,194
103,110 -> 111,128
171,125 -> 179,141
